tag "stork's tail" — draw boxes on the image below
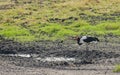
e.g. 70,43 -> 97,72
95,38 -> 99,42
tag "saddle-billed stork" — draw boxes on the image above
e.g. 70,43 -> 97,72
73,36 -> 99,50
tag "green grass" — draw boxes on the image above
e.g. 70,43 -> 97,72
0,24 -> 36,42
0,0 -> 120,42
1,19 -> 120,42
38,23 -> 77,40
113,65 -> 120,72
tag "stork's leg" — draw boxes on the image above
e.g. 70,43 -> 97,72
86,43 -> 89,50
85,43 -> 88,50
86,43 -> 87,50
87,44 -> 89,50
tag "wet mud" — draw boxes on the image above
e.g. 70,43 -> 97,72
0,39 -> 120,69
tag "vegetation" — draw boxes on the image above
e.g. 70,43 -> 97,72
0,0 -> 120,42
113,64 -> 120,72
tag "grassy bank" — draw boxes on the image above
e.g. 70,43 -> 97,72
0,0 -> 120,42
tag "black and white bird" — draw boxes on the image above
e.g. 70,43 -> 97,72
73,36 -> 99,50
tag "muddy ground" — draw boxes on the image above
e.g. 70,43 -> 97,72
0,37 -> 120,75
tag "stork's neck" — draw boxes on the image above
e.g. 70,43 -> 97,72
77,37 -> 82,45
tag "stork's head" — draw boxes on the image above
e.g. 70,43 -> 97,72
71,36 -> 83,45
71,36 -> 80,40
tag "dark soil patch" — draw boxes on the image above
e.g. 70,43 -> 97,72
0,39 -> 74,54
0,39 -> 120,69
47,50 -> 120,58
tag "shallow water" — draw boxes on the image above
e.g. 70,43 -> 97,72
0,54 -> 77,62
36,57 -> 76,62
8,54 -> 31,58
